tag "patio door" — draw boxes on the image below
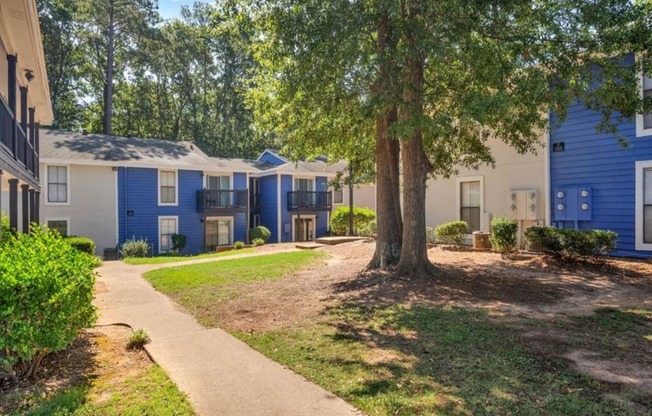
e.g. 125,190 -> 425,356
294,217 -> 314,242
206,218 -> 232,251
207,175 -> 231,206
294,178 -> 315,206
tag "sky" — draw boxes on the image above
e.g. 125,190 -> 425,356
158,0 -> 210,20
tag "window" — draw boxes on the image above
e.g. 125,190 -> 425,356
294,178 -> 314,192
460,180 -> 481,232
644,168 -> 652,244
294,178 -> 315,206
334,189 -> 344,204
159,217 -> 178,253
47,219 -> 68,237
159,170 -> 177,205
206,218 -> 232,251
47,165 -> 68,203
207,175 -> 231,206
637,75 -> 652,137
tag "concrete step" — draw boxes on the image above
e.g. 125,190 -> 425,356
295,242 -> 327,250
314,236 -> 369,245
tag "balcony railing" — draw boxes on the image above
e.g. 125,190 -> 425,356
0,97 -> 38,179
287,191 -> 332,211
197,189 -> 248,213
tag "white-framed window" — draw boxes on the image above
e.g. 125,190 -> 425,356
159,216 -> 178,253
158,170 -> 178,206
333,188 -> 344,204
46,218 -> 69,237
206,174 -> 232,206
637,74 -> 652,137
294,178 -> 315,192
457,176 -> 484,233
46,165 -> 69,204
635,161 -> 652,251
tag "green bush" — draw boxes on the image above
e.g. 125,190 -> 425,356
434,221 -> 468,246
0,226 -> 97,379
249,226 -> 272,243
490,217 -> 519,253
66,236 -> 96,255
330,206 -> 376,235
171,234 -> 186,252
358,219 -> 377,238
252,238 -> 265,247
121,237 -> 150,258
127,329 -> 150,350
1,211 -> 12,244
234,241 -> 244,250
524,226 -> 618,260
425,227 -> 436,245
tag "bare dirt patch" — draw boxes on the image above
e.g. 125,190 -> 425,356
0,325 -> 152,415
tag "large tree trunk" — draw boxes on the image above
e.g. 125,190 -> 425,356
395,0 -> 436,278
367,8 -> 402,270
103,0 -> 115,135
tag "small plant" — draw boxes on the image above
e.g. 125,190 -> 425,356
435,221 -> 468,246
358,219 -> 377,237
590,230 -> 618,256
525,226 -> 619,260
490,217 -> 518,254
127,329 -> 150,350
252,238 -> 265,247
249,226 -> 272,243
425,227 -> 436,245
171,233 -> 187,253
121,237 -> 150,258
234,241 -> 244,249
66,236 -> 96,255
330,206 -> 376,235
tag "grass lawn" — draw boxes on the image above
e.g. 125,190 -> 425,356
143,250 -> 325,326
123,247 -> 256,265
236,304 -> 650,416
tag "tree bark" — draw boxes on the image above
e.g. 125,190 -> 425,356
367,8 -> 402,270
395,0 -> 436,278
103,0 -> 115,135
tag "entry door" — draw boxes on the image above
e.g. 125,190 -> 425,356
294,218 -> 314,242
206,218 -> 232,251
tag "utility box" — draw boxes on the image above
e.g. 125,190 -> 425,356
553,187 -> 592,222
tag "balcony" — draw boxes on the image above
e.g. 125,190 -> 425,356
287,191 -> 332,212
197,189 -> 248,214
0,97 -> 38,181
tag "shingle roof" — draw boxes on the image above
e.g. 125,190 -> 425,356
208,157 -> 275,172
39,129 -> 215,168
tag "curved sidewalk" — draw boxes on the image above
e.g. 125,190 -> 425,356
95,251 -> 360,416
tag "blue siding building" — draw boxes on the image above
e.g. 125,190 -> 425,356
549,69 -> 652,257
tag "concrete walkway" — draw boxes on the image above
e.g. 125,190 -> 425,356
94,250 -> 360,416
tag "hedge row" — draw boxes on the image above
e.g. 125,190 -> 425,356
525,226 -> 617,259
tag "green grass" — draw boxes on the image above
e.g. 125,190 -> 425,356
234,304 -> 648,416
12,365 -> 194,416
143,250 -> 325,326
123,247 -> 256,265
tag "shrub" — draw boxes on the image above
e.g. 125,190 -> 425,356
0,226 -> 97,379
358,219 -> 377,238
490,217 -> 519,253
425,227 -> 436,245
435,221 -> 468,246
0,211 -> 12,244
525,226 -> 618,260
234,241 -> 244,249
249,226 -> 272,243
330,206 -> 376,235
127,329 -> 150,351
252,238 -> 265,247
171,234 -> 186,252
121,237 -> 150,258
66,236 -> 96,255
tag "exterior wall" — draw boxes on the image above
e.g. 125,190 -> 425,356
425,137 -> 546,242
549,101 -> 652,257
39,164 -> 117,255
258,174 -> 279,242
341,183 -> 376,211
118,167 -> 204,254
280,174 -> 293,242
258,150 -> 285,166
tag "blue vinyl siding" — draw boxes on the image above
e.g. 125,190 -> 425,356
258,150 -> 286,166
280,175 -> 293,242
233,172 -> 247,189
549,99 -> 652,257
118,167 -> 204,254
258,174 -> 279,242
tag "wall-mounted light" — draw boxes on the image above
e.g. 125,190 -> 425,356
556,191 -> 565,198
557,204 -> 565,211
24,70 -> 35,82
112,166 -> 118,172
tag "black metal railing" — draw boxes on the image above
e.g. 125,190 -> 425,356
197,189 -> 248,212
287,191 -> 332,211
0,97 -> 38,178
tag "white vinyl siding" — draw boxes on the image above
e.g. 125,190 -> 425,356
159,170 -> 177,205
159,216 -> 178,253
47,165 -> 68,203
